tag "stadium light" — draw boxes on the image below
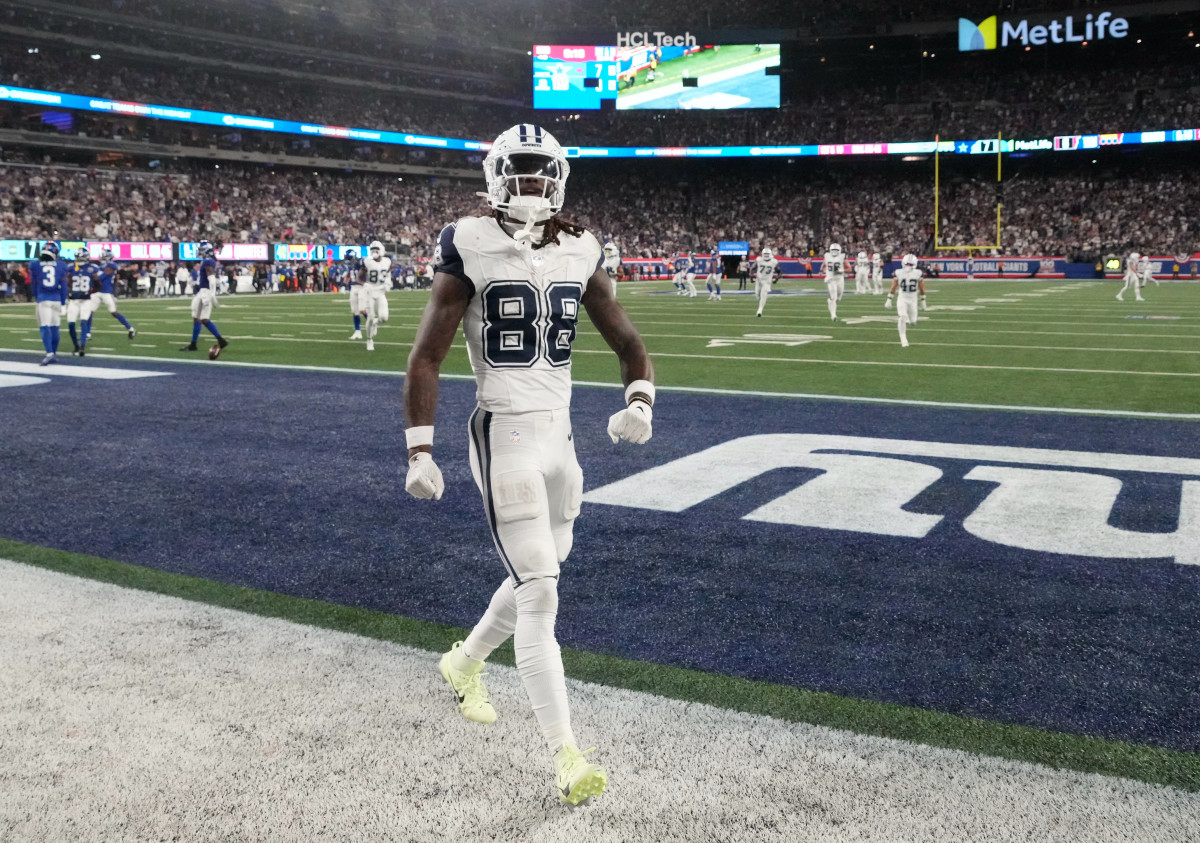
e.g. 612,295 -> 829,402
90,54 -> 101,60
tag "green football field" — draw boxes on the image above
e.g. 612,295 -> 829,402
3,278 -> 1199,835
2,277 -> 1197,417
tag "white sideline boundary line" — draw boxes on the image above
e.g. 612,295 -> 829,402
1,346 -> 1198,420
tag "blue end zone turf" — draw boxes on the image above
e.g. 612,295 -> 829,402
0,353 -> 1196,752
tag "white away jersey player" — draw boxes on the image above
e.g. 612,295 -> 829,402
754,255 -> 779,287
362,254 -> 393,290
893,266 -> 924,321
601,245 -> 621,278
824,250 -> 849,284
435,216 -> 602,414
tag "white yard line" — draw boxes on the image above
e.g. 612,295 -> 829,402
1,559 -> 1193,843
620,332 -> 1200,354
634,350 -> 1200,378
1,346 -> 1195,419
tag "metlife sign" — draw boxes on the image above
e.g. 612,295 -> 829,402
959,11 -> 1129,51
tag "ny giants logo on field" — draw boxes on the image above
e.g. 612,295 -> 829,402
584,435 -> 1200,566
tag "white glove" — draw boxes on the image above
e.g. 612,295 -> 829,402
884,295 -> 893,309
405,451 -> 444,500
920,296 -> 927,310
608,399 -> 653,445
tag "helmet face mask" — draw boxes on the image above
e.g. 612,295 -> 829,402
829,243 -> 842,255
369,240 -> 384,258
483,124 -> 569,224
760,247 -> 773,261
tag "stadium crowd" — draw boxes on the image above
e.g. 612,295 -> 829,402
4,38 -> 1197,157
47,0 -> 1173,40
2,160 -> 1196,265
2,4 -> 519,95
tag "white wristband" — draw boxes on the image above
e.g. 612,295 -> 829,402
405,425 -> 434,449
624,379 -> 655,408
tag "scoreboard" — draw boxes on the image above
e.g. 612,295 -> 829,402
532,45 -> 619,110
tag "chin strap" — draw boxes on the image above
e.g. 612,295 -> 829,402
512,215 -> 540,242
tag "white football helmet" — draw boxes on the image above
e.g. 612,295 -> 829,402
760,247 -> 774,261
603,241 -> 618,256
828,243 -> 842,256
483,124 -> 570,224
1129,251 -> 1140,262
902,253 -> 918,268
369,240 -> 384,258
858,251 -> 868,260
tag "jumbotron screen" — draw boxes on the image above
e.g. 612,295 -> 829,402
533,43 -> 780,110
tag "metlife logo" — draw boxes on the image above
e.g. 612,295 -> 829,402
959,11 -> 1129,51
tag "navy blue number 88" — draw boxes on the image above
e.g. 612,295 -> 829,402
482,281 -> 581,368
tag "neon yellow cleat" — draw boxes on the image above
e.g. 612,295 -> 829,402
554,743 -> 607,805
438,642 -> 497,724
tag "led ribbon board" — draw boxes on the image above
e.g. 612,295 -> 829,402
0,84 -> 1196,159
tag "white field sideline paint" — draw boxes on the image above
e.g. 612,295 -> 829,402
0,559 -> 1193,843
1,347 -> 1198,420
5,334 -> 1200,379
0,361 -> 171,380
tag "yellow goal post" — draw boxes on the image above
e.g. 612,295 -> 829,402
934,133 -> 1003,253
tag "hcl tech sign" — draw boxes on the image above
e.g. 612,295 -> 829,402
959,12 -> 1129,51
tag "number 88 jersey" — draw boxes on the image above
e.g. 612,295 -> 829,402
435,216 -> 603,414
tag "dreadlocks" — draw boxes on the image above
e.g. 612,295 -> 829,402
491,210 -> 584,249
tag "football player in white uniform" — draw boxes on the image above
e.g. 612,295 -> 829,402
823,243 -> 848,320
854,250 -> 870,294
1116,251 -> 1144,302
404,124 -> 653,806
886,253 -> 928,347
871,251 -> 884,294
706,252 -> 723,301
1138,252 -> 1157,287
358,240 -> 391,351
683,251 -> 698,297
753,247 -> 780,317
601,240 -> 621,297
